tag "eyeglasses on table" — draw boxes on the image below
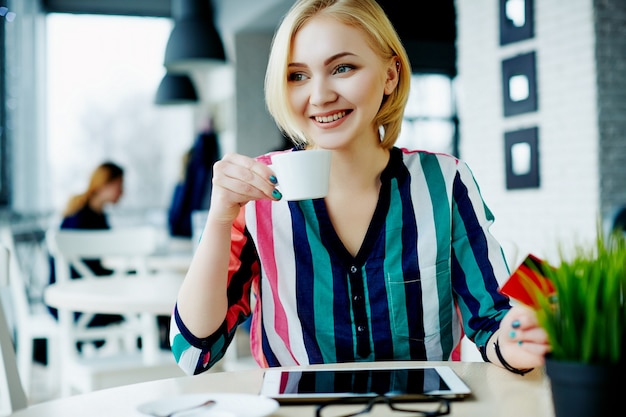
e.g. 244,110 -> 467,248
315,395 -> 451,417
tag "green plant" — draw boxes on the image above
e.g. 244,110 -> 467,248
527,232 -> 626,365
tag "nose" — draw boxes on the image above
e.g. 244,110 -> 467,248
309,77 -> 337,106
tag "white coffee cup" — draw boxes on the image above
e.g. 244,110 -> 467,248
270,149 -> 332,201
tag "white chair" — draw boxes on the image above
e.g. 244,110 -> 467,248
0,244 -> 28,415
0,226 -> 59,400
45,226 -> 183,396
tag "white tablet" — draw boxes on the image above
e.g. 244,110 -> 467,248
260,365 -> 471,403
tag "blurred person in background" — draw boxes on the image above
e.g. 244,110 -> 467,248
47,161 -> 125,324
58,161 -> 124,233
168,128 -> 221,238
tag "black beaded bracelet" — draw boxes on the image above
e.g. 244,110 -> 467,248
493,337 -> 533,376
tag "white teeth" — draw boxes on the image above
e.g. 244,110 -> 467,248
315,111 -> 346,123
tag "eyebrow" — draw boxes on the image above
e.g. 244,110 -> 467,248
288,52 -> 357,69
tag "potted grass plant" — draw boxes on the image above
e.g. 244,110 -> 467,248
516,231 -> 625,417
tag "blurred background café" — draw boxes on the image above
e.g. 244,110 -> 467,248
1,0 -> 625,410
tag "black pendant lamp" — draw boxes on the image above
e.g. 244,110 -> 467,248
155,73 -> 199,105
164,0 -> 226,72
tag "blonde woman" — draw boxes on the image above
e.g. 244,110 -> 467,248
171,0 -> 548,376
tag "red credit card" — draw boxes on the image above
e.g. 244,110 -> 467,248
499,254 -> 556,309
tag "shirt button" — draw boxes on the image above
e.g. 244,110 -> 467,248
357,325 -> 365,332
350,265 -> 358,273
353,295 -> 362,302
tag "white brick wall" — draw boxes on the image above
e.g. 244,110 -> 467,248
455,0 -> 599,264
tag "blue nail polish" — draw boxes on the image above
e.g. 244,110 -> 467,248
269,175 -> 278,184
272,189 -> 282,200
512,320 -> 521,329
518,340 -> 523,346
509,330 -> 516,339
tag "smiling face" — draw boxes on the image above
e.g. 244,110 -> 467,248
286,15 -> 399,151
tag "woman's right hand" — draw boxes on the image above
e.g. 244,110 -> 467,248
209,152 -> 280,223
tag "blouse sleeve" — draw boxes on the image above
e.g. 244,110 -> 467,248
169,208 -> 259,375
449,160 -> 512,352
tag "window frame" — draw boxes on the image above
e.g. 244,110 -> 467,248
0,2 -> 9,206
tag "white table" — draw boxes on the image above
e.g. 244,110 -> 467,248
145,252 -> 193,274
103,237 -> 194,274
8,361 -> 556,417
145,236 -> 194,273
44,274 -> 182,315
44,273 -> 184,364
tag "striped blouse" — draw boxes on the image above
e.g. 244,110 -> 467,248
170,147 -> 512,375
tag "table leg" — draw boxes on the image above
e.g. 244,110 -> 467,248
140,313 -> 160,364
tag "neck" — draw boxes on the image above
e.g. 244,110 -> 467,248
330,145 -> 390,192
88,198 -> 104,214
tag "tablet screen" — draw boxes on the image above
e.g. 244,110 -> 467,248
260,366 -> 471,402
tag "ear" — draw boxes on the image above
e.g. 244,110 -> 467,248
383,57 -> 401,95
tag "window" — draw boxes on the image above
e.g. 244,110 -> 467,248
46,13 -> 195,222
397,74 -> 459,156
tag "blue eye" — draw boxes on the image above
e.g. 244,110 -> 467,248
288,72 -> 307,82
334,64 -> 354,74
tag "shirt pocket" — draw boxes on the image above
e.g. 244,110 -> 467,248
387,261 -> 451,341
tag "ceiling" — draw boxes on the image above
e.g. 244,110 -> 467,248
41,0 -> 172,17
41,0 -> 456,74
41,0 -> 456,40
40,0 -> 294,31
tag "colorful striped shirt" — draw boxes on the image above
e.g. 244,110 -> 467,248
170,147 -> 512,375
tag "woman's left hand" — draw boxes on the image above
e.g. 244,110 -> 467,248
497,305 -> 551,369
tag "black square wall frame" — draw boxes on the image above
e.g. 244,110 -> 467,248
500,0 -> 534,45
505,127 -> 539,190
502,51 -> 537,117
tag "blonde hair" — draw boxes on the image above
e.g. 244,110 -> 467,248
63,161 -> 124,217
264,0 -> 411,149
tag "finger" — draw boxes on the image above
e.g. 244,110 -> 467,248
514,343 -> 548,368
520,341 -> 550,355
221,153 -> 274,181
505,325 -> 550,361
507,322 -> 548,344
227,154 -> 276,192
499,335 -> 549,368
213,174 -> 276,206
518,340 -> 550,364
506,305 -> 540,330
518,327 -> 548,343
214,154 -> 278,200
